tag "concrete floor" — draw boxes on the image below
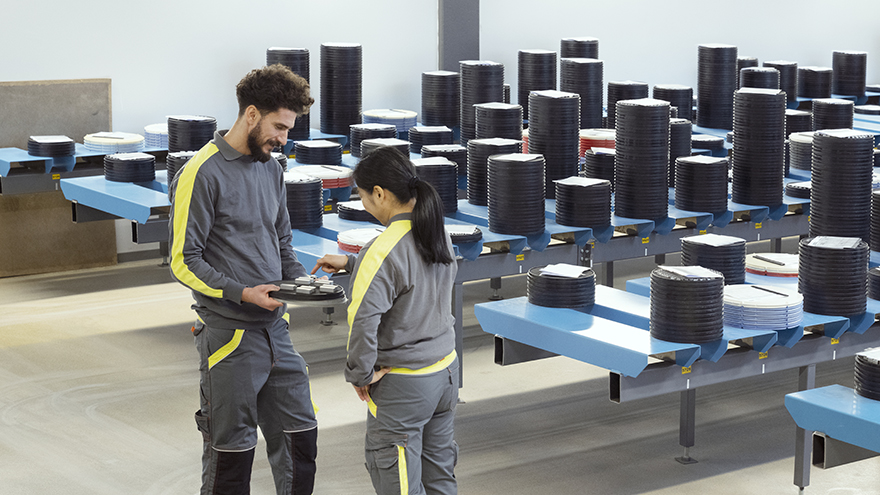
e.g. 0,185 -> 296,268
1,256 -> 879,494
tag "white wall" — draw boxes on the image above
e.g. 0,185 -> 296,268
480,0 -> 880,105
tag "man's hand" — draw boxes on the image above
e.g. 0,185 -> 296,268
312,254 -> 349,275
242,284 -> 284,311
353,367 -> 391,402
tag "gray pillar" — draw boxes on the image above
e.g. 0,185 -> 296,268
439,0 -> 480,71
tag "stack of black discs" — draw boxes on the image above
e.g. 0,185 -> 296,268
731,88 -> 786,207
460,60 -> 504,146
360,138 -> 410,158
763,61 -> 798,102
668,118 -> 692,187
809,129 -> 873,241
789,132 -> 814,170
869,267 -> 880,300
798,236 -> 868,316
421,144 -> 467,176
786,109 -> 813,136
875,149 -> 880,167
560,58 -> 604,129
27,135 -> 75,157
421,70 -> 460,128
503,84 -> 511,104
855,105 -> 880,115
854,348 -> 880,400
650,266 -> 725,343
614,98 -> 670,220
812,98 -> 854,131
337,201 -> 379,223
740,67 -> 779,89
833,50 -> 868,96
786,181 -> 812,199
528,90 -> 580,199
674,155 -> 729,213
681,234 -> 746,284
527,265 -> 596,309
487,153 -> 545,235
413,156 -> 458,214
518,50 -> 557,120
474,103 -> 523,140
295,140 -> 342,165
284,173 -> 323,229
873,191 -> 880,249
691,134 -> 725,152
560,37 -> 599,59
167,116 -> 216,153
320,43 -> 362,135
583,148 -> 616,191
408,126 -> 453,154
166,151 -> 196,182
267,47 -> 310,140
104,152 -> 156,183
697,44 -> 738,130
271,152 -> 288,170
350,123 -> 396,158
653,84 -> 694,122
554,177 -> 611,228
798,66 -> 833,99
467,138 -> 521,205
736,56 -> 759,88
607,81 -> 649,129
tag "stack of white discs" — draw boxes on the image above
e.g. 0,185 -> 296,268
724,284 -> 803,330
363,109 -> 418,134
84,132 -> 145,153
745,253 -> 799,277
337,227 -> 384,253
144,124 -> 168,148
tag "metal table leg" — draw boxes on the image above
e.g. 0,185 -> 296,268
794,364 -> 817,491
676,388 -> 698,464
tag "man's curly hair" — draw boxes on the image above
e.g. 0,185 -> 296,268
236,64 -> 315,116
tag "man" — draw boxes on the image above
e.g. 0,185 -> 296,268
169,64 -> 317,494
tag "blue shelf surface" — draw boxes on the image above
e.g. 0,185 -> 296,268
610,214 -> 655,238
0,147 -> 75,175
290,229 -> 348,277
442,217 -> 486,261
60,173 -> 171,224
785,385 -> 880,454
787,168 -> 811,182
475,296 -> 702,376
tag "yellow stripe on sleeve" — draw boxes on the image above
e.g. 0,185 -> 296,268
346,220 -> 412,351
170,144 -> 223,298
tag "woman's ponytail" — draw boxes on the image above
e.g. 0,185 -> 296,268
353,147 -> 453,265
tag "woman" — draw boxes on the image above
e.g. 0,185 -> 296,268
312,146 -> 459,494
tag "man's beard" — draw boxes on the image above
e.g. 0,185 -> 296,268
247,126 -> 279,163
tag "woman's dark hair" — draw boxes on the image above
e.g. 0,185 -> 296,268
236,64 -> 315,116
354,146 -> 453,265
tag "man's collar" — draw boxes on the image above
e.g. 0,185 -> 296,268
213,130 -> 245,161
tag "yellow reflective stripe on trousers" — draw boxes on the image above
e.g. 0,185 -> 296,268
346,220 -> 412,351
208,329 -> 245,369
170,143 -> 223,298
388,350 -> 457,375
398,445 -> 409,494
366,392 -> 378,417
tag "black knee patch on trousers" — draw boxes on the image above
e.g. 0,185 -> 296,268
213,449 -> 255,495
289,428 -> 318,494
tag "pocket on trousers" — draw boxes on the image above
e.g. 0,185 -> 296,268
194,410 -> 210,443
365,433 -> 408,493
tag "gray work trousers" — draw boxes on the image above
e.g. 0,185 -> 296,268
194,316 -> 318,494
364,359 -> 459,495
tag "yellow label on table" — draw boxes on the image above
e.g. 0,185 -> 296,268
590,241 -> 595,249
52,174 -> 61,180
641,237 -> 649,244
755,222 -> 763,229
831,338 -> 840,345
699,230 -> 707,235
324,204 -> 332,211
516,254 -> 525,261
681,366 -> 692,374
759,352 -> 769,359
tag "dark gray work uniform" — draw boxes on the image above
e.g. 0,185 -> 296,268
345,213 -> 459,495
169,131 -> 317,495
